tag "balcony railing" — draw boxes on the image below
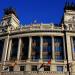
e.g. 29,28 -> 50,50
1,71 -> 68,75
6,24 -> 64,33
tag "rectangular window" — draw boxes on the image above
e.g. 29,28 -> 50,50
20,37 -> 29,60
32,65 -> 37,71
57,66 -> 63,72
44,66 -> 50,71
31,37 -> 40,61
54,37 -> 64,61
20,66 -> 25,71
0,39 -> 4,61
10,38 -> 18,61
43,36 -> 52,61
9,66 -> 13,72
72,37 -> 75,60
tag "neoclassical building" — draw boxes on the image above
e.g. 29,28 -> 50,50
0,3 -> 75,75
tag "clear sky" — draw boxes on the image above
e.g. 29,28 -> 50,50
0,0 -> 75,25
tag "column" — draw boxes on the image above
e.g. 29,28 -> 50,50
17,38 -> 21,60
39,36 -> 43,71
2,35 -> 9,72
7,39 -> 12,61
52,36 -> 55,59
26,37 -> 32,71
28,37 -> 32,61
14,38 -> 21,71
40,36 -> 43,61
51,36 -> 56,71
2,35 -> 9,62
66,34 -> 72,62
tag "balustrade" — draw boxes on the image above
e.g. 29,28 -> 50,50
1,71 -> 68,75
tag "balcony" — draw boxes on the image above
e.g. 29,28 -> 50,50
1,71 -> 68,75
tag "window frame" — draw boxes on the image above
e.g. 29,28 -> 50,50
31,65 -> 37,71
44,65 -> 50,71
57,66 -> 63,72
20,66 -> 25,71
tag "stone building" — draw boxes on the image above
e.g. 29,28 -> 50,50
0,3 -> 75,75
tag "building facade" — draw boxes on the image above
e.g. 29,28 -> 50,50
0,4 -> 75,75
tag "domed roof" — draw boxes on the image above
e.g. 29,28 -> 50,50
4,7 -> 17,16
64,2 -> 75,11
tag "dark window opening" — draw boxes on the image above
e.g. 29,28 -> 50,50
54,37 -> 64,61
20,37 -> 29,60
44,66 -> 50,71
9,66 -> 13,72
31,36 -> 40,61
43,36 -> 52,61
57,66 -> 63,72
32,65 -> 37,71
0,39 -> 4,61
72,37 -> 75,60
10,38 -> 18,61
20,66 -> 25,71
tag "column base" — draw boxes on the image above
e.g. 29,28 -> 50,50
39,59 -> 43,63
27,58 -> 31,62
14,65 -> 20,71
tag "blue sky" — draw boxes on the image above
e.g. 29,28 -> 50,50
0,0 -> 75,25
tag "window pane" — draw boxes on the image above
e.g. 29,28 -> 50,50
20,66 -> 25,71
72,37 -> 75,60
44,66 -> 50,71
9,66 -> 13,72
73,37 -> 75,52
32,65 -> 37,71
54,37 -> 64,61
43,36 -> 52,61
0,39 -> 4,61
20,37 -> 29,60
57,66 -> 63,72
31,36 -> 40,61
10,38 -> 18,61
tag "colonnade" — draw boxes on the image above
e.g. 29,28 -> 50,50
2,35 -> 66,62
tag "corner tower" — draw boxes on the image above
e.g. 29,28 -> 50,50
0,7 -> 20,31
64,2 -> 75,30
